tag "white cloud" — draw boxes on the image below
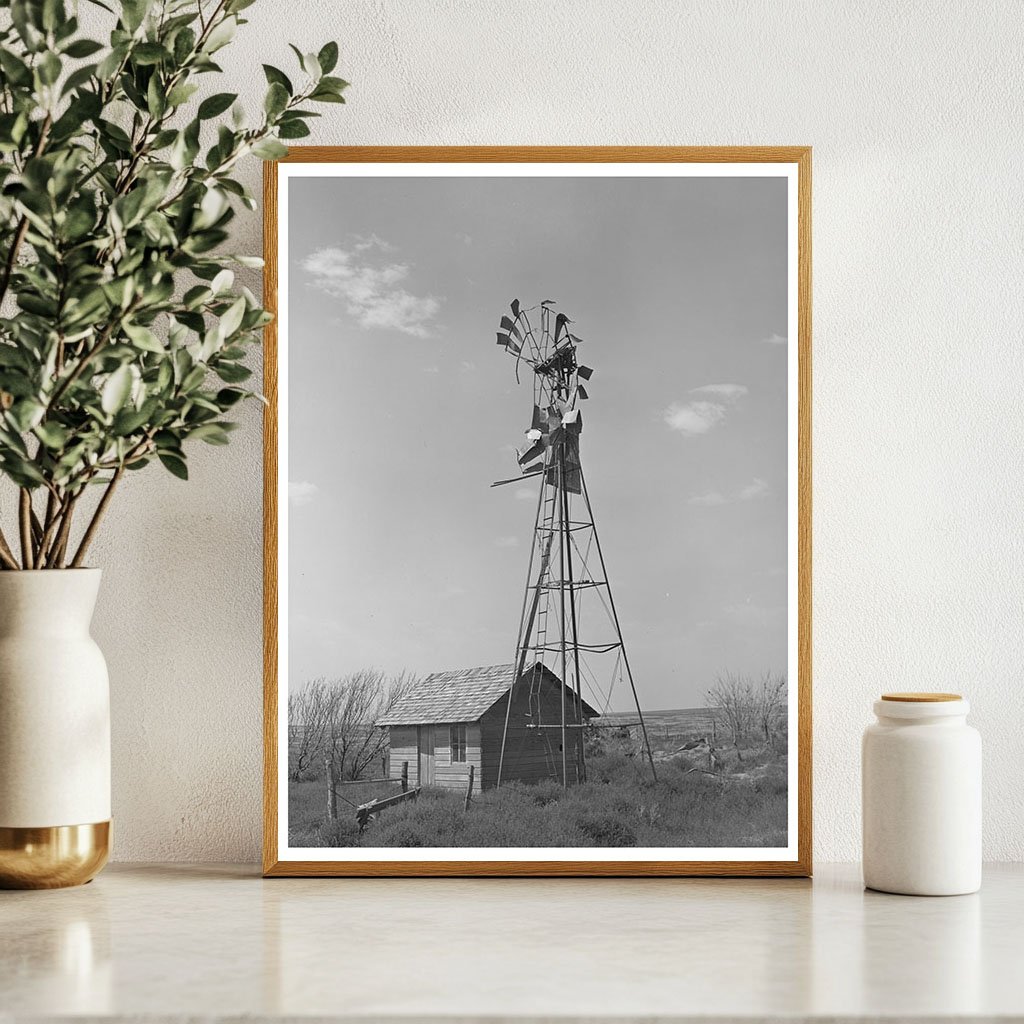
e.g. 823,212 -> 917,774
690,383 -> 749,400
761,332 -> 787,345
351,233 -> 396,254
495,535 -> 519,548
688,491 -> 728,507
302,240 -> 440,337
664,400 -> 727,436
514,487 -> 536,501
289,481 -> 319,507
739,477 -> 769,500
665,382 -> 747,437
688,477 -> 770,506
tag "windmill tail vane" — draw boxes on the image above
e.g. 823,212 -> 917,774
491,298 -> 658,789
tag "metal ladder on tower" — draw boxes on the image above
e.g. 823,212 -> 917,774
528,478 -> 558,721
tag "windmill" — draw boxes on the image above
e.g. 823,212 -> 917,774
491,299 -> 658,787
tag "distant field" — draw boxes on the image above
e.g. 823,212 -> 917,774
289,719 -> 787,850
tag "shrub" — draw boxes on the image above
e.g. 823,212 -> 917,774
577,812 -> 636,847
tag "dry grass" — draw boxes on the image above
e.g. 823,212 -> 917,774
289,741 -> 787,850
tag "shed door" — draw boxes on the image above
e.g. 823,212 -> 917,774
418,726 -> 435,786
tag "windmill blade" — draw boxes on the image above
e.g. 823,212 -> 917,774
510,298 -> 520,318
500,316 -> 523,343
553,312 -> 572,344
518,440 -> 545,466
541,298 -> 556,306
577,365 -> 593,380
497,331 -> 523,355
578,384 -> 589,400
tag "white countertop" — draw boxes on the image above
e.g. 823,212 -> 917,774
0,862 -> 1021,1021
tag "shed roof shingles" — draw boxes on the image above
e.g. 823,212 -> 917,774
378,663 -> 600,726
377,663 -> 519,726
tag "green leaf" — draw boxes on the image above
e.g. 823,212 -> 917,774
300,51 -> 321,81
166,82 -> 199,107
38,51 -> 62,86
63,38 -> 104,58
251,138 -> 287,160
101,365 -> 133,415
158,452 -> 188,479
147,74 -> 166,118
264,81 -> 289,117
203,16 -> 236,53
215,362 -> 251,383
198,91 -> 237,119
132,42 -> 168,66
9,399 -> 45,432
309,87 -> 346,104
262,64 -> 293,95
319,76 -> 349,93
0,50 -> 33,87
317,41 -> 339,75
278,120 -> 309,140
61,62 -> 97,96
173,26 -> 196,65
189,422 -> 231,445
218,296 -> 246,339
112,405 -> 151,435
123,321 -> 164,353
210,269 -> 234,294
121,0 -> 153,34
34,421 -> 70,449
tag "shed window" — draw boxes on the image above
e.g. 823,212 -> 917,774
450,723 -> 467,763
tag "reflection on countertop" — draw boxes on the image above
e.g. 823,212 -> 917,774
0,862 -> 1021,1020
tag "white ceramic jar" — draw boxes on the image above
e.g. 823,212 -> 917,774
862,693 -> 981,896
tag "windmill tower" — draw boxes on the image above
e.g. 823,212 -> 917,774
491,299 -> 658,787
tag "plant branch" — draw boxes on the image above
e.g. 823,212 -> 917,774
46,302 -> 137,413
0,526 -> 19,570
70,465 -> 124,568
18,489 -> 34,569
45,492 -> 78,569
0,113 -> 52,309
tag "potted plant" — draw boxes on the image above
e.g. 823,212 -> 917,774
0,0 -> 344,887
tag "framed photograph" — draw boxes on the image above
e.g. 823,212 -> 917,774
263,147 -> 811,877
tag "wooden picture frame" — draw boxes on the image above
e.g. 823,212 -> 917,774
263,147 -> 812,877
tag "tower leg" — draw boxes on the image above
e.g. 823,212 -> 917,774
578,466 -> 659,782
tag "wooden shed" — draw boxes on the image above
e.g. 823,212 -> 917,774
378,662 -> 599,794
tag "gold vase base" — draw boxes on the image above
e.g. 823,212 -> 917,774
0,821 -> 110,889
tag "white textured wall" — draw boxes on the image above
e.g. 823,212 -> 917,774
80,1 -> 1024,862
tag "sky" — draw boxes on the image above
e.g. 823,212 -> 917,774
286,173 -> 789,711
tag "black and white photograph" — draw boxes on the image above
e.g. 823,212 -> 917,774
268,151 -> 810,873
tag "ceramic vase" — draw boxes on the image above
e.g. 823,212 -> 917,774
0,569 -> 111,888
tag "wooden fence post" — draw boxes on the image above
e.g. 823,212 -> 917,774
464,764 -> 475,811
325,756 -> 338,821
401,760 -> 408,793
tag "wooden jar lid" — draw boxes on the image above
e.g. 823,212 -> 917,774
881,692 -> 962,702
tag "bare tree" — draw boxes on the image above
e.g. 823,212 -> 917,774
289,669 -> 417,782
706,671 -> 787,758
707,671 -> 755,757
288,683 -> 334,781
756,671 -> 787,749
